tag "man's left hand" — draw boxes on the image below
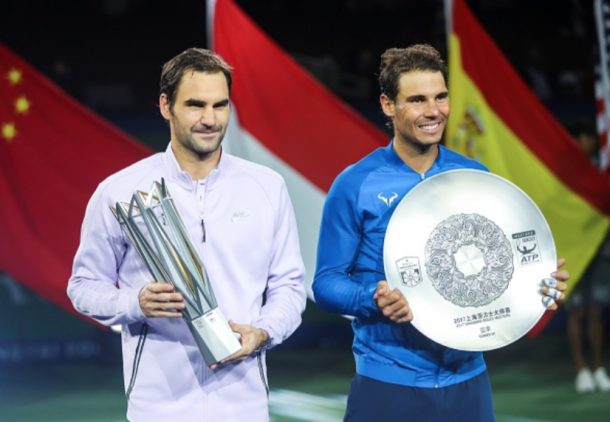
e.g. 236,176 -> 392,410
541,258 -> 569,310
208,320 -> 269,370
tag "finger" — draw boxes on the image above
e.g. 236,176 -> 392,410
556,258 -> 566,269
146,282 -> 175,293
542,296 -> 557,309
551,270 -> 570,282
147,299 -> 186,310
142,300 -> 185,315
380,299 -> 408,318
148,310 -> 183,318
374,281 -> 389,299
541,278 -> 557,288
373,281 -> 390,307
541,287 -> 563,301
377,289 -> 405,307
555,281 -> 567,293
228,320 -> 249,335
219,347 -> 248,365
147,292 -> 184,303
376,294 -> 401,310
395,310 -> 414,323
387,305 -> 411,321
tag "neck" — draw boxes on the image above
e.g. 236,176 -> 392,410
171,143 -> 221,181
393,139 -> 439,174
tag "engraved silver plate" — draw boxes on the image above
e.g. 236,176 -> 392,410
383,169 -> 556,351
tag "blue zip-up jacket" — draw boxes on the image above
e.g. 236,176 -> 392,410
313,141 -> 489,388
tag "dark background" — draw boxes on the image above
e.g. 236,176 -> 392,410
0,0 -> 597,136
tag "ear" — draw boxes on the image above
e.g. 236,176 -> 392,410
380,94 -> 395,119
159,94 -> 171,120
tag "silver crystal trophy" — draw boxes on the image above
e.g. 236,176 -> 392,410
110,178 -> 241,365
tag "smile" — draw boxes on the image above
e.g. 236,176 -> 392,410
419,123 -> 441,131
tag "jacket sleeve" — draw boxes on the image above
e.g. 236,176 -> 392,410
251,182 -> 306,347
312,171 -> 381,319
67,185 -> 145,326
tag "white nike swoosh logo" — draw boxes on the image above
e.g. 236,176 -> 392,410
231,213 -> 249,222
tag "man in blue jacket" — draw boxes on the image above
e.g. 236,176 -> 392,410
312,44 -> 569,421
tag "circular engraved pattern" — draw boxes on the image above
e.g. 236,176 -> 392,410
424,213 -> 514,308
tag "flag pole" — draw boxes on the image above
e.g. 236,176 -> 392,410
206,0 -> 217,50
594,0 -> 610,170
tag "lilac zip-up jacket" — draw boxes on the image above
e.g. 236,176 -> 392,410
68,143 -> 306,422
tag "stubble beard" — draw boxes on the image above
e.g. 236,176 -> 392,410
180,126 -> 226,160
400,119 -> 446,153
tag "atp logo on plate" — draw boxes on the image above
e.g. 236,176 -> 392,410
512,230 -> 541,266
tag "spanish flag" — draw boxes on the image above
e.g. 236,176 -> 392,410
446,0 -> 610,319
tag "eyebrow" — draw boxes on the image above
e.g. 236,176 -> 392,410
405,95 -> 427,102
183,98 -> 230,107
404,91 -> 448,102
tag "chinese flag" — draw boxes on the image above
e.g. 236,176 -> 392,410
446,0 -> 610,335
0,42 -> 151,316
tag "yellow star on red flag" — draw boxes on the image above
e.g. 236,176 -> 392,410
15,96 -> 30,114
7,68 -> 22,85
2,123 -> 17,141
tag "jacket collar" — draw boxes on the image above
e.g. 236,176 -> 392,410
161,142 -> 227,191
383,139 -> 447,173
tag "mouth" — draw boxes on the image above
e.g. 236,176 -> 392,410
194,130 -> 219,139
418,121 -> 443,133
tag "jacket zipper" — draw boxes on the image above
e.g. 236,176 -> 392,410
197,181 -> 207,243
126,323 -> 149,401
257,351 -> 269,396
195,180 -> 209,410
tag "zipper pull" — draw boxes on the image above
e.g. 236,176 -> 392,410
201,218 -> 206,242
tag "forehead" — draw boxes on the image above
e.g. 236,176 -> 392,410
396,70 -> 447,97
175,71 -> 229,100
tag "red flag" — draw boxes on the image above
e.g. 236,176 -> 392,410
0,42 -> 151,317
208,0 -> 387,293
210,0 -> 386,193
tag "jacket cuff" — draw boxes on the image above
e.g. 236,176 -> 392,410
358,281 -> 381,318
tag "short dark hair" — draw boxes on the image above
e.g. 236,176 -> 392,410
160,48 -> 233,111
378,44 -> 448,101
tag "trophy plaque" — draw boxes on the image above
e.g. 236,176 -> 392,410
383,169 -> 556,351
110,178 -> 241,365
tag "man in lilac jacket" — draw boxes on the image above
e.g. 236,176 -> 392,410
67,48 -> 306,422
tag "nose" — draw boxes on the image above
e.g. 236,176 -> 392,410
200,106 -> 216,127
424,101 -> 440,117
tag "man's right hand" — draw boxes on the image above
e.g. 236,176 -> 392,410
373,280 -> 413,323
139,282 -> 185,318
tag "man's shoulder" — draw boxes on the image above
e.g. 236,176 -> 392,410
96,153 -> 163,197
225,153 -> 286,187
335,147 -> 387,183
440,146 -> 489,171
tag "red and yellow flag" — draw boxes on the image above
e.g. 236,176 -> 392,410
0,42 -> 151,316
446,0 -> 610,329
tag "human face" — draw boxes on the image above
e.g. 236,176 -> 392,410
381,70 -> 449,151
160,71 -> 230,160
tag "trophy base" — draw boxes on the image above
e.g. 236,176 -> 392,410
188,308 -> 242,366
